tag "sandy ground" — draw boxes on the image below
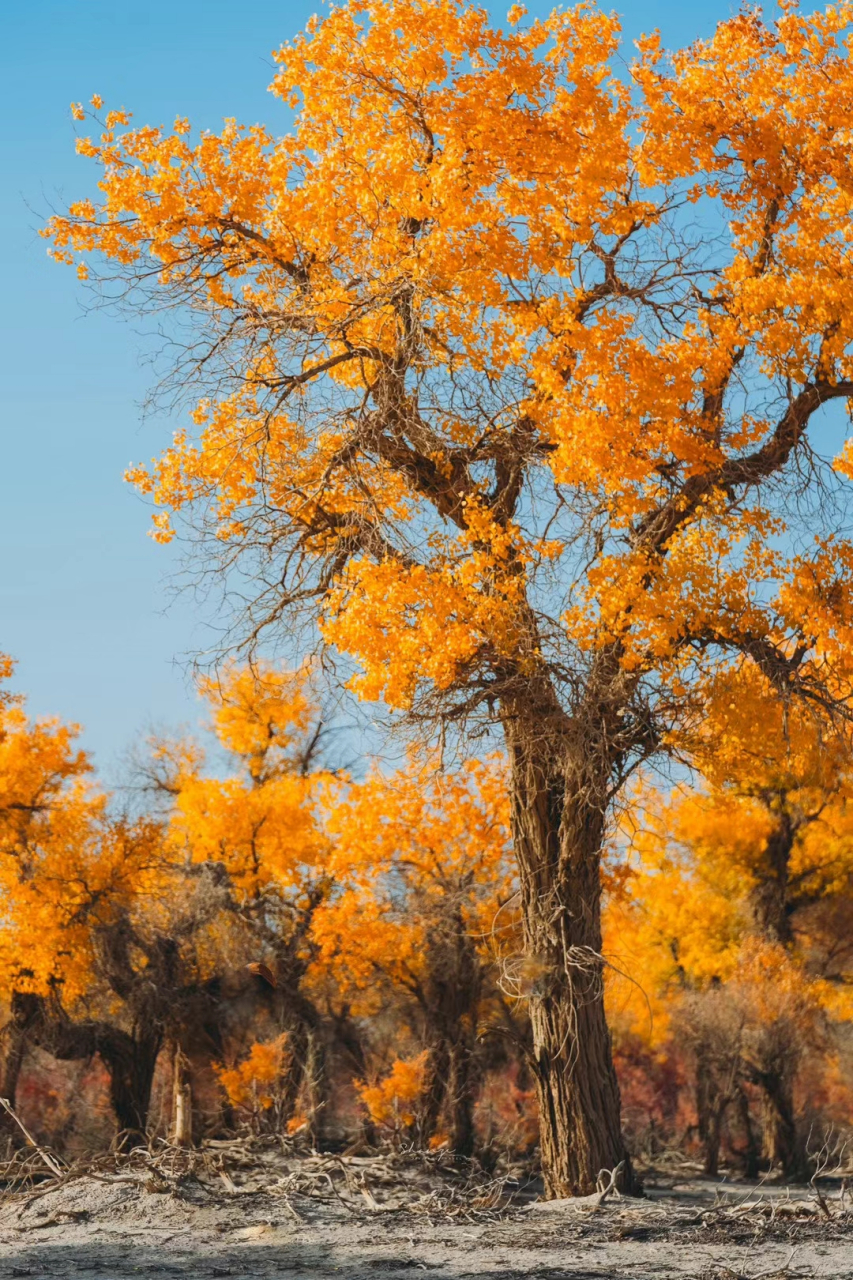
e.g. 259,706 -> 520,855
0,1151 -> 851,1279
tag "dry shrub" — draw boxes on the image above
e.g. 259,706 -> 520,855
613,1032 -> 692,1161
474,1063 -> 538,1162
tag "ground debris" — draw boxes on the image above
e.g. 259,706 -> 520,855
0,1148 -> 850,1277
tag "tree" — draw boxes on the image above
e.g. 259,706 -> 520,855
0,654 -> 261,1144
157,663 -> 338,1141
0,653 -> 95,1135
46,0 -> 853,1194
610,668 -> 853,1177
316,756 -> 515,1156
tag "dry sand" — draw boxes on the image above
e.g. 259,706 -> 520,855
0,1149 -> 851,1279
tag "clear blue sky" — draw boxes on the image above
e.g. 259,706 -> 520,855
0,0 -> 743,772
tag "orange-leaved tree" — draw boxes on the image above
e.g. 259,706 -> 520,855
0,652 -> 96,1123
0,656 -> 188,1140
315,757 -> 515,1156
155,663 -> 337,1140
609,671 -> 853,1176
46,1 -> 853,1194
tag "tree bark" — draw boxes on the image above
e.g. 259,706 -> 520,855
761,1068 -> 807,1180
503,698 -> 638,1198
447,1041 -> 477,1159
97,1026 -> 162,1145
751,810 -> 796,945
736,1087 -> 760,1179
417,904 -> 483,1158
0,1015 -> 30,1152
169,1044 -> 193,1147
420,1040 -> 450,1147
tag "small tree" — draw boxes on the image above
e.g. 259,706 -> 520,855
157,664 -> 338,1141
317,757 -> 515,1156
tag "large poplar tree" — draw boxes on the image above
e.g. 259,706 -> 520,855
47,0 -> 853,1194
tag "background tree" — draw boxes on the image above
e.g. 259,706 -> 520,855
0,654 -> 266,1144
46,0 -> 853,1194
609,670 -> 853,1178
316,756 -> 515,1157
156,663 -> 338,1142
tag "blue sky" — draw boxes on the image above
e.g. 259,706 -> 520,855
0,0 -> 743,772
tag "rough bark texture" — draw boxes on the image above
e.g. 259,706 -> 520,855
503,695 -> 638,1198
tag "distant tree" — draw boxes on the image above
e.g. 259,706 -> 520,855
316,757 -> 515,1156
611,670 -> 853,1177
156,664 -> 338,1142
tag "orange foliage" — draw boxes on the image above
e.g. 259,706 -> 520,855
42,2 -> 853,724
356,1051 -> 430,1132
314,755 -> 514,1009
215,1034 -> 290,1116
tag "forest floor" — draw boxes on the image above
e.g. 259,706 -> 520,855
0,1144 -> 850,1279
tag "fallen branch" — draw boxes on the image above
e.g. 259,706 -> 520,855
0,1098 -> 63,1178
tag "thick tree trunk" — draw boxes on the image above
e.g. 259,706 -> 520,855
97,1027 -> 162,1144
503,702 -> 638,1198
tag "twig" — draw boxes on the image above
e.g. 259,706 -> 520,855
0,1098 -> 63,1178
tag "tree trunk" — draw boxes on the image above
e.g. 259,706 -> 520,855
751,812 -> 796,945
170,1045 -> 193,1148
703,1103 -> 725,1178
504,703 -> 638,1198
447,1041 -> 476,1159
762,1069 -> 807,1181
736,1087 -> 760,1179
417,900 -> 483,1158
304,1028 -> 326,1149
0,1016 -> 30,1152
694,1043 -> 728,1177
279,1020 -> 308,1127
420,1040 -> 450,1147
98,1027 -> 162,1145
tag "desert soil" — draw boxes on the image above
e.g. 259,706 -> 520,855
0,1149 -> 851,1279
